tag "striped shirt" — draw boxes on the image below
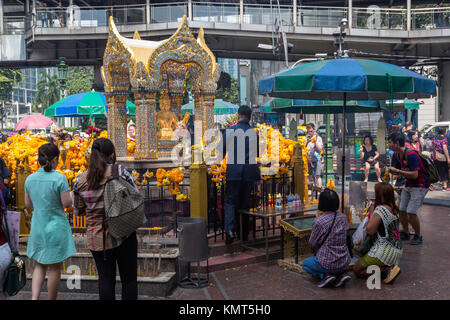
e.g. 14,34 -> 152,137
73,164 -> 136,251
309,211 -> 351,271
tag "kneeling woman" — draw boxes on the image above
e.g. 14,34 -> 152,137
302,189 -> 352,288
353,182 -> 402,284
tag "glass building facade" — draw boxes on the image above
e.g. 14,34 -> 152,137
5,67 -> 57,128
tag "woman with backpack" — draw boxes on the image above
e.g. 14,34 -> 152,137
73,138 -> 138,300
432,128 -> 450,191
25,143 -> 76,300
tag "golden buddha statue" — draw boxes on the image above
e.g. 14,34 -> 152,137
156,94 -> 178,140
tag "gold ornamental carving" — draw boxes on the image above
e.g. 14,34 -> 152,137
102,15 -> 220,160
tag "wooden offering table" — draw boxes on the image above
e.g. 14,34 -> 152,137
238,205 -> 317,265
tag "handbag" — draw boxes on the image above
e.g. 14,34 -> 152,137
435,151 -> 447,162
355,235 -> 374,256
1,191 -> 26,296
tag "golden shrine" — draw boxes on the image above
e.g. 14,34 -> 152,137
101,15 -> 220,160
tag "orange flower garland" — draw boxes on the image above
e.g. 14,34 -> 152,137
156,168 -> 187,200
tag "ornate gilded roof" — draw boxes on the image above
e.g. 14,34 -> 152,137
102,15 -> 220,93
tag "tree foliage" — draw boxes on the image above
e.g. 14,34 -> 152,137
33,73 -> 61,112
0,69 -> 24,103
33,66 -> 94,112
215,76 -> 238,104
66,66 -> 94,95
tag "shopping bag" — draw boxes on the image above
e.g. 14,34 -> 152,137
352,216 -> 368,245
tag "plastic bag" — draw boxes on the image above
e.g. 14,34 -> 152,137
352,216 -> 368,244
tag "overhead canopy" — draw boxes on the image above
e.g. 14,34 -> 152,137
385,98 -> 421,112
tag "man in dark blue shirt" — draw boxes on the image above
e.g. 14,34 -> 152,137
222,105 -> 260,244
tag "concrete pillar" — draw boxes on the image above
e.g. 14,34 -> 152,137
439,62 -> 450,121
407,0 -> 411,31
348,0 -> 352,29
146,0 -> 150,24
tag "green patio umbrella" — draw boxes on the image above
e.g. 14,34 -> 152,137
268,98 -> 387,114
181,99 -> 238,115
44,92 -> 135,118
259,58 -> 436,210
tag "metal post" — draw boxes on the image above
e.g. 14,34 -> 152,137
341,93 -> 346,212
0,0 -> 4,35
240,0 -> 243,24
188,0 -> 192,21
146,0 -> 150,24
348,0 -> 352,29
407,0 -> 411,31
293,0 -> 297,26
237,59 -> 241,105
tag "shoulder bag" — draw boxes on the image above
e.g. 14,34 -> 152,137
1,192 -> 26,296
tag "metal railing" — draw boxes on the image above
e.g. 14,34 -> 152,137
150,2 -> 187,24
19,2 -> 450,32
352,7 -> 406,30
411,7 -> 450,30
243,3 -> 293,26
33,4 -> 146,29
3,16 -> 25,34
192,1 -> 239,24
298,6 -> 347,28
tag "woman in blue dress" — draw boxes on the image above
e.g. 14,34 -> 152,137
25,143 -> 76,300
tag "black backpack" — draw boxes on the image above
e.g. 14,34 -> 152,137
397,148 -> 440,184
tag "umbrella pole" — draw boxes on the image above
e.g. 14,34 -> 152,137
341,93 -> 346,212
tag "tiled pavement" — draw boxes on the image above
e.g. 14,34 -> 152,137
8,204 -> 450,300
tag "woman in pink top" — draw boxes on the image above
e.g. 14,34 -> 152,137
405,130 -> 422,152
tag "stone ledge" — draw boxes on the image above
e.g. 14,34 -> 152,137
23,272 -> 178,296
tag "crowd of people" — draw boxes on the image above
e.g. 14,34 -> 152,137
0,108 -> 446,297
302,129 -> 433,288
